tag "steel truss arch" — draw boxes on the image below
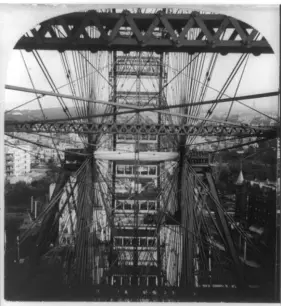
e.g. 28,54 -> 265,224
14,10 -> 273,54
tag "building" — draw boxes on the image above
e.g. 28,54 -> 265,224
38,143 -> 81,164
5,145 -> 31,178
235,175 -> 276,232
234,175 -> 277,288
39,148 -> 57,163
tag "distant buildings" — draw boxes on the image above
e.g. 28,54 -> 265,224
5,145 -> 31,179
235,174 -> 276,228
5,132 -> 85,166
246,180 -> 276,236
39,148 -> 57,163
234,173 -> 277,288
36,142 -> 83,164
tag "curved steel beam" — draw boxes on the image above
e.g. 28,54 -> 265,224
14,10 -> 273,54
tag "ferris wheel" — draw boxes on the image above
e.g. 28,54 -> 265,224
4,8 -> 279,301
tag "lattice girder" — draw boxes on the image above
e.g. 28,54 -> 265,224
14,10 -> 273,54
5,121 -> 276,138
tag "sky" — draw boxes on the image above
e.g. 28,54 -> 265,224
3,9 -> 279,119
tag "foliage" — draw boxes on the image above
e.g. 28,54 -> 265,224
5,181 -> 32,210
215,139 -> 277,194
5,162 -> 61,210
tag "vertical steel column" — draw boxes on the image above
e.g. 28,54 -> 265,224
110,51 -> 117,270
157,53 -> 164,284
76,163 -> 92,283
133,52 -> 141,269
83,51 -> 103,282
176,56 -> 191,287
179,159 -> 195,289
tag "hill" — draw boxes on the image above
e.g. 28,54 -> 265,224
5,107 -> 77,121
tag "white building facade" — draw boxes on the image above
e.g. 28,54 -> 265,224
5,145 -> 31,177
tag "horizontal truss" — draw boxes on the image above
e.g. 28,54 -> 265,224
113,56 -> 160,76
5,122 -> 277,137
14,10 -> 273,54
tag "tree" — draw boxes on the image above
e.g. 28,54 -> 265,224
5,181 -> 33,209
5,176 -> 53,210
47,157 -> 55,165
46,161 -> 60,183
5,179 -> 13,195
218,164 -> 231,183
215,164 -> 236,194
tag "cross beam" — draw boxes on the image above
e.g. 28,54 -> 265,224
113,56 -> 160,76
14,10 -> 273,54
5,121 -> 276,137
